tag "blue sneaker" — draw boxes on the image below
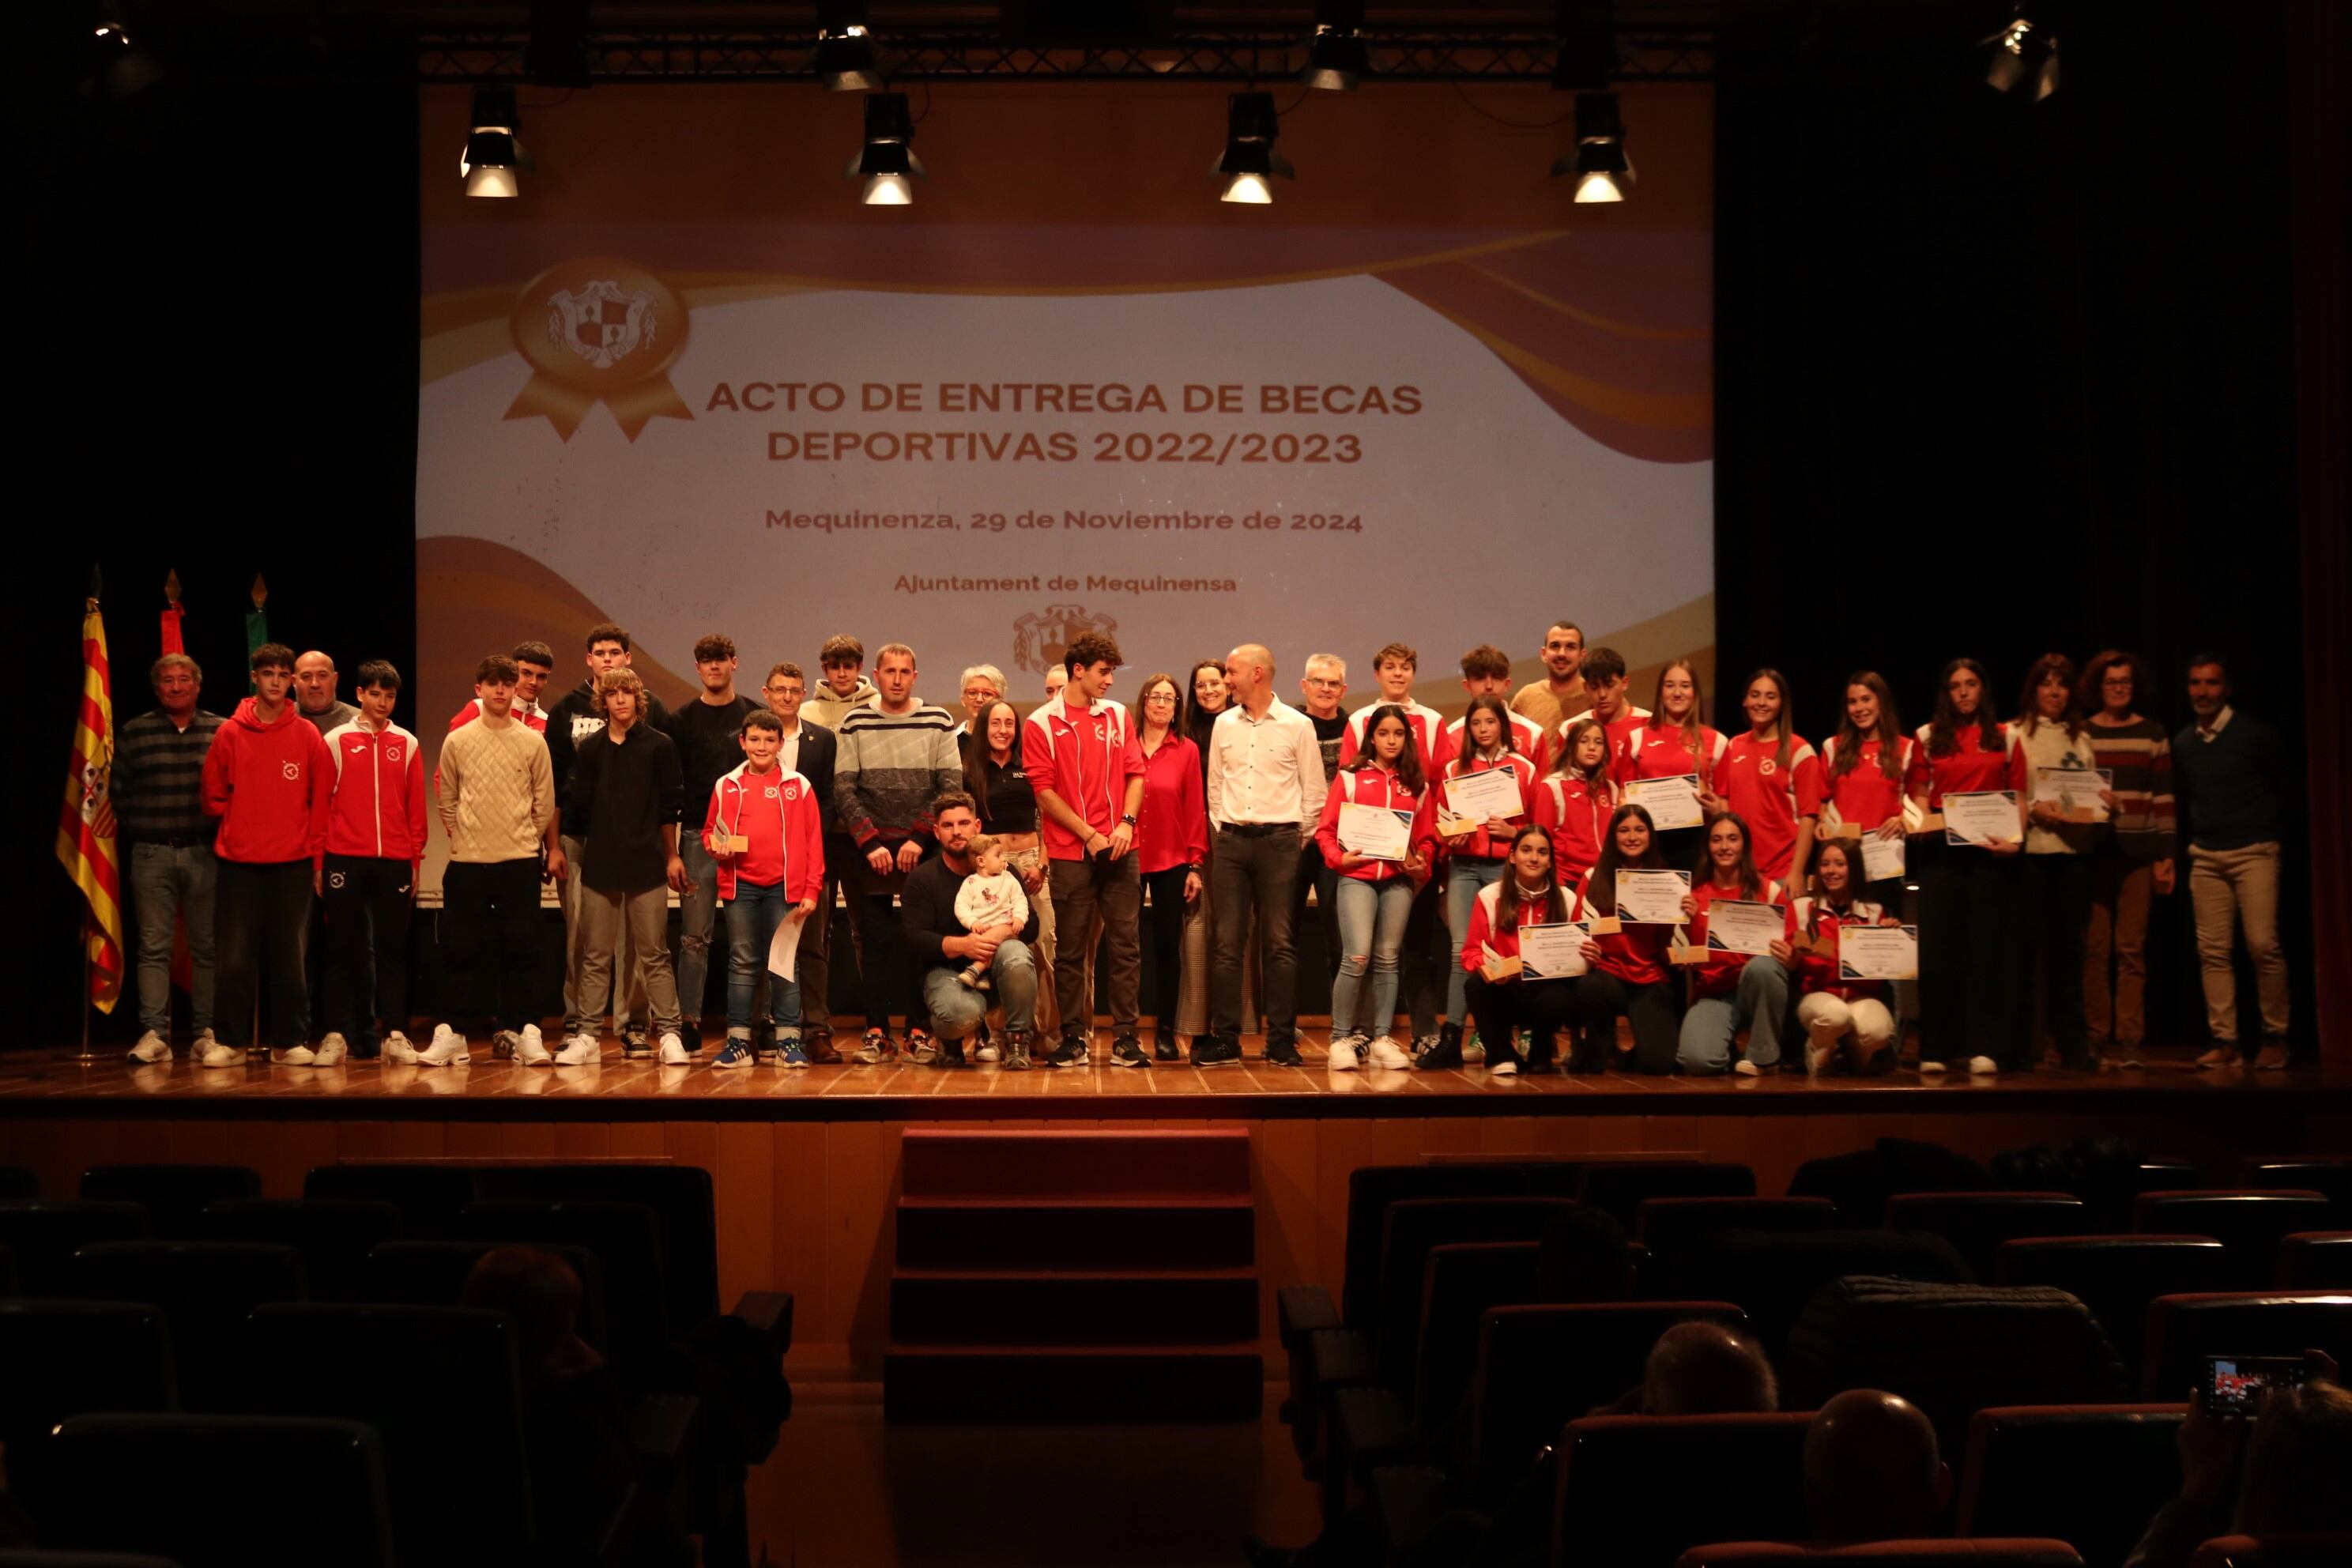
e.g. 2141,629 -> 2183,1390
712,1035 -> 756,1070
781,1038 -> 811,1069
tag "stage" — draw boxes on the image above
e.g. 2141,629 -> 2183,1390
6,1040 -> 2346,1377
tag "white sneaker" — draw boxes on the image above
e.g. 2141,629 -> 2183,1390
196,1037 -> 243,1068
128,1030 -> 172,1065
1366,1037 -> 1413,1071
658,1032 -> 692,1065
272,1044 -> 318,1066
975,1042 -> 1001,1062
513,1024 -> 552,1065
1328,1034 -> 1360,1072
1733,1059 -> 1760,1078
311,1033 -> 348,1067
1806,1041 -> 1836,1076
1490,1054 -> 1518,1077
381,1031 -> 420,1064
1918,1059 -> 1949,1074
419,1024 -> 472,1067
554,1033 -> 600,1066
1966,1055 -> 2000,1076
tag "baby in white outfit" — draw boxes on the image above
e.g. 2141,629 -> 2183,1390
953,835 -> 1031,989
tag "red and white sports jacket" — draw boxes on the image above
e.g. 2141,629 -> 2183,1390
322,719 -> 428,865
1314,763 -> 1438,884
1339,699 -> 1447,777
1438,710 -> 1551,776
1614,717 -> 1728,790
1457,876 -> 1576,975
704,763 -> 825,904
1534,772 -> 1615,888
1817,733 -> 1917,835
1024,696 -> 1144,861
1436,750 -> 1539,861
1684,875 -> 1796,1000
1792,895 -> 1898,1004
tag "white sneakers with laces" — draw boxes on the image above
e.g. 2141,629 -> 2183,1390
128,1031 -> 172,1065
273,1044 -> 318,1065
311,1034 -> 349,1067
1327,1032 -> 1363,1071
194,1030 -> 239,1068
419,1024 -> 472,1067
658,1032 -> 692,1065
554,1033 -> 600,1066
1966,1056 -> 1999,1076
512,1024 -> 552,1065
381,1031 -> 420,1064
1365,1037 -> 1413,1071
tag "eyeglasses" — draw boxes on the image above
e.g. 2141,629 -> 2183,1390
1144,693 -> 1178,704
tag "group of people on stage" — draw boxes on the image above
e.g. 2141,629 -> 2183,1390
107,616 -> 2295,1076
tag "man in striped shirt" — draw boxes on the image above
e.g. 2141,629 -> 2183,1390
104,653 -> 225,1063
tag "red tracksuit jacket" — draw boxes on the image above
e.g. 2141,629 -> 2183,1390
202,697 -> 331,865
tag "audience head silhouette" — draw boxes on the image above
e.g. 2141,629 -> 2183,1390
460,1246 -> 601,1381
1804,1388 -> 1948,1542
1642,1321 -> 1778,1415
2233,1377 -> 2352,1535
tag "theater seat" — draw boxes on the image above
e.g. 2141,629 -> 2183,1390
1883,1193 -> 2091,1283
1551,1413 -> 1812,1568
64,1241 -> 307,1409
304,1163 -> 479,1238
360,1238 -> 613,1353
1371,1197 -> 1581,1390
1578,1163 -> 1756,1228
1674,1230 -> 1971,1360
2275,1233 -> 2352,1290
458,1200 -> 669,1372
1638,1198 -> 1840,1293
1994,1236 -> 2230,1370
473,1163 -> 722,1331
1954,1404 -> 2184,1568
1675,1542 -> 2082,1565
0,1200 -> 150,1295
0,1301 -> 178,1452
2188,1534 -> 2352,1567
196,1199 -> 402,1302
2133,1193 -> 2335,1287
0,1552 -> 185,1567
2139,1291 -> 2352,1401
2241,1157 -> 2352,1217
77,1166 -> 260,1239
0,1167 -> 37,1199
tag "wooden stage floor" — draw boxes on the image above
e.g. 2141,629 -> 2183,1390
4,1036 -> 2346,1123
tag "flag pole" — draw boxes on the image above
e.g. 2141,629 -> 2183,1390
79,932 -> 96,1063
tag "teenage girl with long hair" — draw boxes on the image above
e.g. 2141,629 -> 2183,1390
1570,804 -> 1680,1075
1438,695 -> 1538,1050
1819,670 -> 1915,909
2012,653 -> 2101,1070
1615,659 -> 1726,873
1536,716 -> 1615,894
1673,811 -> 1797,1076
1906,657 -> 2027,1076
1459,824 -> 1578,1075
1792,838 -> 1903,1075
1710,668 -> 1822,889
1314,704 -> 1436,1071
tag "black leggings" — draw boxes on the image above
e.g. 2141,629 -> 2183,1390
1464,973 -> 1579,1066
1142,865 -> 1192,1041
1574,970 -> 1679,1074
1915,841 -> 2020,1066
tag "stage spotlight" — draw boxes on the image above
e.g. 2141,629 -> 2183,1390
461,86 -> 530,199
846,92 -> 924,205
1214,92 -> 1292,205
1303,2 -> 1370,92
1983,6 -> 2060,99
817,1 -> 883,92
1550,92 -> 1633,202
85,3 -> 161,99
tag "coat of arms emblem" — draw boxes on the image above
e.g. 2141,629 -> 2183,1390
1012,605 -> 1119,677
547,281 -> 658,371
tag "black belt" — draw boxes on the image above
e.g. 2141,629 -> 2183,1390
1219,821 -> 1299,837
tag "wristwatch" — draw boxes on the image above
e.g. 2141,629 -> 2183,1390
1121,813 -> 1138,826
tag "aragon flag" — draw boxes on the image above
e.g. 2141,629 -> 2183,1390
58,585 -> 125,1012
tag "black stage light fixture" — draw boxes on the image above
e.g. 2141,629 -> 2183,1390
85,2 -> 161,100
1213,91 -> 1292,205
461,85 -> 530,198
817,0 -> 883,92
1551,91 -> 1632,202
1303,2 -> 1370,92
846,92 -> 925,205
1984,4 -> 2060,99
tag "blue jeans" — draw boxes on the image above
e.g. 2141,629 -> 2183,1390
1330,876 -> 1415,1040
922,938 -> 1038,1040
1676,957 -> 1791,1072
130,840 -> 217,1035
1444,858 -> 1510,1023
678,835 -> 722,1027
723,880 -> 802,1036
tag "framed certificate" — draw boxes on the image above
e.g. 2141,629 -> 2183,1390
1838,924 -> 1918,981
1337,802 -> 1413,861
2034,767 -> 2112,824
1444,766 -> 1525,823
1517,921 -> 1589,980
1703,899 -> 1787,959
1942,790 -> 2021,848
1615,869 -> 1692,925
1624,773 -> 1703,831
1860,834 -> 1906,884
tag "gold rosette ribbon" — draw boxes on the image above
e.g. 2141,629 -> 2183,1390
503,257 -> 694,442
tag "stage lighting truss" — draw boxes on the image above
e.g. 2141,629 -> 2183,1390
416,28 -> 1713,86
459,85 -> 530,198
1303,2 -> 1370,92
846,92 -> 924,205
816,1 -> 882,92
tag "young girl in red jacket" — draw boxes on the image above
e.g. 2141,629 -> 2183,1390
1792,839 -> 1902,1076
1818,670 -> 1916,908
705,710 -> 827,1069
1459,825 -> 1579,1076
1673,811 -> 1797,1076
1438,695 -> 1539,1048
1614,660 -> 1726,873
1314,704 -> 1437,1071
1536,717 -> 1615,893
1570,804 -> 1680,1075
1708,668 -> 1822,889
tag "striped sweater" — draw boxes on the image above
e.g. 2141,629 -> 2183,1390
2082,716 -> 2176,858
113,708 -> 224,842
835,697 -> 965,850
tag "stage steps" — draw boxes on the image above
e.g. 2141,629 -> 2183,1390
884,1129 -> 1262,1420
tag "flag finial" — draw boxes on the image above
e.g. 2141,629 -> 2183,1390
250,573 -> 268,609
164,569 -> 181,605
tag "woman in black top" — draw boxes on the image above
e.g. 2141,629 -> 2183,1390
962,699 -> 1057,1043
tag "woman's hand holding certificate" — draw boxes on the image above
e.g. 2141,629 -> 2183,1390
1942,790 -> 2022,848
1838,924 -> 1918,980
1623,774 -> 1703,831
1337,802 -> 1412,861
1703,899 -> 1787,959
1860,835 -> 1905,884
1616,869 -> 1693,925
1444,766 -> 1525,824
1518,922 -> 1589,979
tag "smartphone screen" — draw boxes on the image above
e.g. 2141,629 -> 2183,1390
2205,1355 -> 2309,1415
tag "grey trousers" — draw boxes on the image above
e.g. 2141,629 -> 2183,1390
577,883 -> 683,1038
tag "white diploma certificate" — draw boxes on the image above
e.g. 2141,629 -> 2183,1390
1942,790 -> 2022,847
1838,924 -> 1919,981
1517,922 -> 1590,980
1337,802 -> 1413,861
1623,773 -> 1704,831
1703,899 -> 1787,959
1615,869 -> 1693,925
1860,834 -> 1907,884
765,910 -> 808,982
1444,766 -> 1525,823
2034,767 -> 2112,823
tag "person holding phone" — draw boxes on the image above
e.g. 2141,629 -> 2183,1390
1792,839 -> 1903,1076
1905,658 -> 2027,1076
1674,812 -> 1796,1076
1818,671 -> 1916,908
1459,825 -> 1577,1076
1314,705 -> 1436,1071
2122,1358 -> 2348,1568
1568,804 -> 1679,1075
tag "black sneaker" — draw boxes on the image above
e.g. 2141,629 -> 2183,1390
1265,1038 -> 1304,1067
1046,1035 -> 1091,1068
1004,1029 -> 1035,1070
1191,1038 -> 1241,1067
622,1029 -> 652,1061
929,1040 -> 967,1069
1110,1033 -> 1150,1069
1153,1031 -> 1181,1062
1415,1028 -> 1464,1071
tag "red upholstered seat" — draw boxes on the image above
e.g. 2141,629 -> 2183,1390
1954,1403 -> 2184,1568
2188,1533 -> 2352,1567
1994,1234 -> 2230,1368
2139,1291 -> 2352,1400
2132,1193 -> 2335,1288
2274,1232 -> 2352,1290
1551,1412 -> 1811,1568
1675,1542 -> 2082,1565
1883,1193 -> 2092,1282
